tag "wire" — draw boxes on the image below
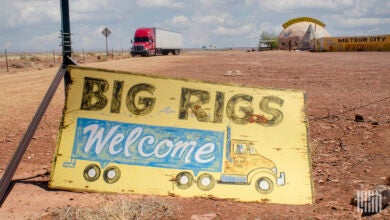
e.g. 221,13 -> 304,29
311,96 -> 390,121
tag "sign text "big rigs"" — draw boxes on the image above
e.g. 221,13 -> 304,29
80,77 -> 284,126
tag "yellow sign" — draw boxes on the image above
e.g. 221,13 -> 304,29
317,35 -> 390,51
49,66 -> 313,204
282,16 -> 325,29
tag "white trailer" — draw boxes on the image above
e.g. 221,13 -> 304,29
155,28 -> 183,55
131,27 -> 183,56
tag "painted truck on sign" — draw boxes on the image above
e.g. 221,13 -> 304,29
130,27 -> 183,56
65,118 -> 285,194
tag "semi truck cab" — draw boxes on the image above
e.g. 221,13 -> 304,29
131,28 -> 155,57
175,126 -> 285,194
222,139 -> 285,193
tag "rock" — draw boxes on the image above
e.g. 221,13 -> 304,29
11,63 -> 26,68
224,70 -> 232,76
339,141 -> 347,150
355,114 -> 364,122
191,213 -> 219,220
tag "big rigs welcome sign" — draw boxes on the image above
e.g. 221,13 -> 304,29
49,66 -> 313,204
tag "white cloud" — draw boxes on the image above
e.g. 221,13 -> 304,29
339,17 -> 390,27
136,0 -> 185,8
199,0 -> 224,8
30,32 -> 59,45
342,0 -> 390,17
257,22 -> 282,37
258,0 -> 345,13
14,31 -> 60,51
2,0 -> 59,27
71,0 -> 111,12
198,0 -> 246,9
170,15 -> 191,26
196,14 -> 231,25
213,23 -> 256,36
342,0 -> 370,17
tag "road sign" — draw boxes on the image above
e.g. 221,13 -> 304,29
101,27 -> 111,37
101,27 -> 111,56
49,66 -> 313,205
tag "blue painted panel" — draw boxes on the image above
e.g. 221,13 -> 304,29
65,118 -> 224,175
220,174 -> 247,183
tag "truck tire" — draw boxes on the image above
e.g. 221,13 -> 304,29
173,49 -> 180,55
103,166 -> 121,184
83,164 -> 101,182
175,172 -> 193,189
197,173 -> 215,191
254,177 -> 274,194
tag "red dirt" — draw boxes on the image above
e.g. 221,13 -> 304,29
0,50 -> 389,219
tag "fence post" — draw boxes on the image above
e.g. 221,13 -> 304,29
5,49 -> 9,72
53,49 -> 56,65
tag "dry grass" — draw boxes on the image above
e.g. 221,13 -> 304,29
37,197 -> 182,220
310,138 -> 323,164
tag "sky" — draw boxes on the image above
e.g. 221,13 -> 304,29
1,0 -> 389,52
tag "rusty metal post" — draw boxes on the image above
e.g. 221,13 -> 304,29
5,49 -> 9,72
0,0 -> 75,206
61,0 -> 72,63
53,49 -> 56,65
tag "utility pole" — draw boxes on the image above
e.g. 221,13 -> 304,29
61,0 -> 72,64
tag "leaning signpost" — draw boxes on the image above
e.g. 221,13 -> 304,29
0,0 -> 75,206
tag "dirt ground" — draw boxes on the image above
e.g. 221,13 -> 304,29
0,50 -> 389,219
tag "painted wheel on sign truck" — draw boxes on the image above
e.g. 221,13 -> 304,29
175,172 -> 194,189
197,173 -> 215,191
83,164 -> 101,182
103,166 -> 121,184
254,177 -> 274,194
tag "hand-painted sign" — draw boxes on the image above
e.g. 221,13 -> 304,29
49,66 -> 313,204
282,16 -> 325,29
65,118 -> 224,176
316,35 -> 390,52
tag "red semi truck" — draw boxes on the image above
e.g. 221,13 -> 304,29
131,27 -> 183,57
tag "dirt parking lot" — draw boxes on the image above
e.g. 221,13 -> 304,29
0,50 -> 389,219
